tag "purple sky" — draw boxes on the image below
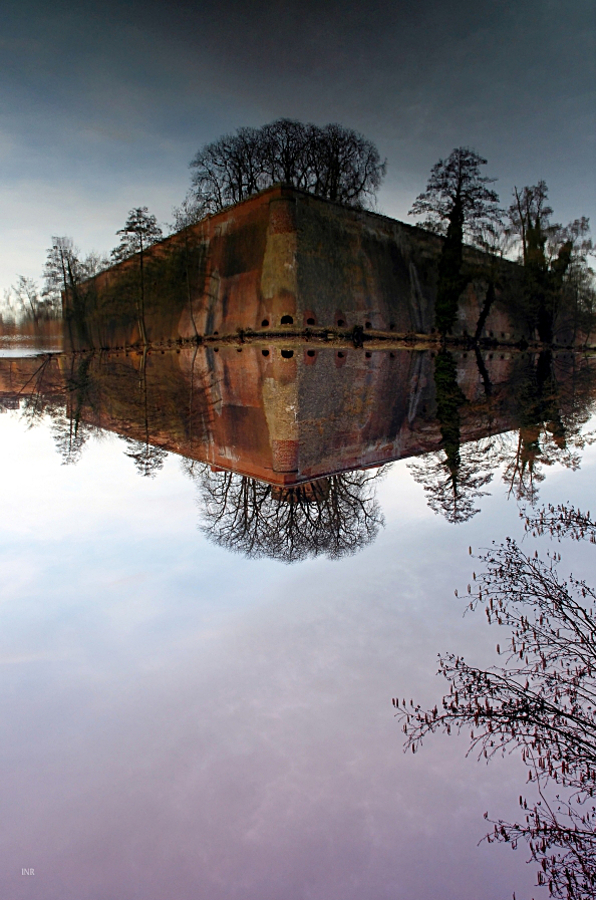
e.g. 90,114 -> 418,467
2,407 -> 596,898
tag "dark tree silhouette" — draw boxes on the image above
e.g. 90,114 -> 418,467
17,355 -> 65,426
497,352 -> 596,505
43,237 -> 107,346
112,208 -> 163,344
408,350 -> 494,522
44,236 -> 89,345
394,505 -> 596,900
188,118 -> 386,214
44,236 -> 83,307
49,355 -> 99,465
193,467 -> 386,562
409,148 -> 501,336
119,348 -> 168,478
123,438 -> 167,478
170,194 -> 208,231
409,442 -> 494,524
507,183 -> 594,343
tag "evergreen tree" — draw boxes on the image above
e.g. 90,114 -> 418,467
111,208 -> 163,344
410,148 -> 501,336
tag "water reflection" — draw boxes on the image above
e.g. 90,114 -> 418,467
395,504 -> 596,899
2,339 -> 596,900
192,466 -> 384,562
2,345 -> 596,559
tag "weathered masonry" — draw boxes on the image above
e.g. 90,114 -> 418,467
65,185 -> 526,350
3,347 -> 591,487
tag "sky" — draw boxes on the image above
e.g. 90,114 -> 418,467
4,407 -> 596,898
1,0 -> 595,296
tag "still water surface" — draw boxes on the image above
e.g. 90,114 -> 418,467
1,342 -> 595,899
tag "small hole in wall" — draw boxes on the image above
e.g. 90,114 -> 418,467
281,315 -> 294,325
261,319 -> 269,327
337,351 -> 345,359
237,348 -> 242,353
337,319 -> 345,327
389,352 -> 395,359
365,352 -> 372,358
307,350 -> 315,357
262,349 -> 270,357
489,331 -> 494,337
213,348 -> 219,353
213,331 -> 219,336
389,323 -> 395,330
281,349 -> 294,359
307,317 -> 315,325
365,321 -> 372,329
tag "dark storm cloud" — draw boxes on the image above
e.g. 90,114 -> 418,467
1,0 -> 594,289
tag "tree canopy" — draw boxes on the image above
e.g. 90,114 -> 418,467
111,207 -> 163,263
409,147 -> 501,240
193,466 -> 385,563
409,147 -> 501,335
185,118 -> 386,217
506,183 -> 594,342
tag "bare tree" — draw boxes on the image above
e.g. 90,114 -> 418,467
43,237 -> 108,345
170,193 -> 210,231
192,467 -> 386,562
15,356 -> 64,426
48,355 -> 100,465
506,184 -> 594,343
508,182 -> 555,266
394,505 -> 596,899
305,122 -> 386,206
261,118 -> 312,188
3,276 -> 55,325
44,236 -> 84,310
188,118 -> 386,214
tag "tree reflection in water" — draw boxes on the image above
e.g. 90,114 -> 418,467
394,505 -> 596,900
408,350 -> 596,522
186,465 -> 386,563
408,440 -> 495,524
408,350 -> 495,523
18,354 -> 102,465
123,438 -> 167,478
498,353 -> 596,506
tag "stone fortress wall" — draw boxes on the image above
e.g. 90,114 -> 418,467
65,185 -> 529,350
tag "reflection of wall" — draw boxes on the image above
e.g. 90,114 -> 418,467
3,348 -> 592,487
65,186 -> 524,350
